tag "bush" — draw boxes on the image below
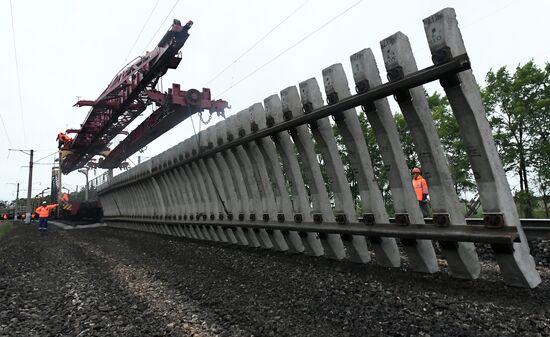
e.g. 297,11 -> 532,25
0,221 -> 13,240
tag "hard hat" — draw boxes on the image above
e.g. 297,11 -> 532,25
411,167 -> 421,174
42,201 -> 47,204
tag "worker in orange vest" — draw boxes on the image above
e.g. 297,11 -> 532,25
35,201 -> 58,232
57,132 -> 72,149
412,167 -> 430,217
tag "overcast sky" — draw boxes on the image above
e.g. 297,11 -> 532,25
0,0 -> 548,202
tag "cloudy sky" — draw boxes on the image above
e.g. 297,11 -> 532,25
0,0 -> 548,202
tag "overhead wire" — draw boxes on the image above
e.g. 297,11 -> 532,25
111,0 -> 178,94
205,0 -> 310,86
462,0 -> 516,28
9,0 -> 27,147
123,0 -> 161,64
132,0 -> 361,210
0,113 -> 12,147
142,0 -> 181,53
215,0 -> 364,98
35,150 -> 59,163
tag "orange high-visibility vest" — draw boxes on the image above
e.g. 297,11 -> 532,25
412,175 -> 428,201
35,204 -> 57,218
58,133 -> 72,143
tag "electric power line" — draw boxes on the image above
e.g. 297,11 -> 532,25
205,0 -> 310,86
0,113 -> 12,147
35,151 -> 58,163
462,0 -> 516,28
142,0 -> 181,53
111,0 -> 179,82
9,0 -> 27,147
35,150 -> 59,163
215,0 -> 364,98
123,0 -> 161,64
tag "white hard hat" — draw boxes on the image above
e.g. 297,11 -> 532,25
42,201 -> 47,204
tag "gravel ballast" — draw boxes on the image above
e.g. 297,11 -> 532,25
1,223 -> 550,336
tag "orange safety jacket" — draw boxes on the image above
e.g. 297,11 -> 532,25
412,175 -> 428,201
58,133 -> 72,143
35,204 -> 58,218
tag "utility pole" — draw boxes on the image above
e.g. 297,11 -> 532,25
78,168 -> 89,200
15,183 -> 19,220
26,149 -> 34,224
9,149 -> 34,224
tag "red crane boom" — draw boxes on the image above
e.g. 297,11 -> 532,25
61,19 -> 227,174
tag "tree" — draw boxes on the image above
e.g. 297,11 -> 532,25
0,200 -> 9,210
483,61 -> 550,217
530,63 -> 550,217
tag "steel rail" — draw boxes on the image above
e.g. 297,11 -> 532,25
396,217 -> 550,240
99,53 -> 471,194
102,215 -> 520,244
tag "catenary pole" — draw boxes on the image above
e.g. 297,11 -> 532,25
15,182 -> 19,220
25,149 -> 33,224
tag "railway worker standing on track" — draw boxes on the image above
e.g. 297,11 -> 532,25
35,201 -> 58,232
412,167 -> 430,218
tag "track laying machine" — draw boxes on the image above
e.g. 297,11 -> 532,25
58,19 -> 229,173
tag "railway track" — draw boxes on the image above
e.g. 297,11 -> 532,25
96,8 -> 543,288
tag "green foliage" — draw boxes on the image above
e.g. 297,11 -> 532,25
0,222 -> 13,240
483,60 -> 550,217
70,188 -> 88,203
515,190 -> 536,218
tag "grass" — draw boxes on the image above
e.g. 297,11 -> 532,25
0,221 -> 13,240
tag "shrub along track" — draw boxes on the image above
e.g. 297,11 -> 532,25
1,223 -> 550,337
0,221 -> 12,240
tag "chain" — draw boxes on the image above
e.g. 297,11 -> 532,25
198,111 -> 213,125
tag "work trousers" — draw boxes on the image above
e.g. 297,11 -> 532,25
419,201 -> 430,218
38,217 -> 48,231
